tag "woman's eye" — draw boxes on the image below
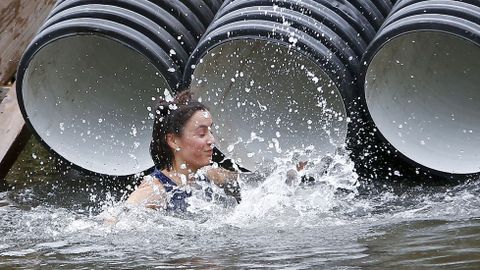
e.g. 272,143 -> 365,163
196,128 -> 213,138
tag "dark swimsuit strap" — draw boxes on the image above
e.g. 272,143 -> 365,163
153,169 -> 177,192
153,168 -> 210,187
153,168 -> 196,211
151,168 -> 238,210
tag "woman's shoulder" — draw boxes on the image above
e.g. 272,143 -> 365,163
130,175 -> 164,194
126,175 -> 166,209
202,166 -> 239,187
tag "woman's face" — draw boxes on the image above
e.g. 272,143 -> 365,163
173,110 -> 215,171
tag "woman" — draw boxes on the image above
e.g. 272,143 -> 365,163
127,90 -> 240,211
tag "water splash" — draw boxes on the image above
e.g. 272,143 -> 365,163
2,153 -> 480,268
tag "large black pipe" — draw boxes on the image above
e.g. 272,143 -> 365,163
148,0 -> 206,39
50,0 -> 199,54
308,0 -> 377,43
214,0 -> 368,56
372,0 -> 393,17
381,1 -> 480,29
54,0 -> 206,40
347,0 -> 385,30
16,15 -> 181,177
179,0 -> 215,28
203,0 -> 223,13
185,0 -> 399,172
204,6 -> 361,77
185,18 -> 358,171
389,0 -> 480,15
41,4 -> 189,70
16,0 -> 227,177
361,1 -> 480,177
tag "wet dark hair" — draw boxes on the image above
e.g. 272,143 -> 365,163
150,90 -> 209,170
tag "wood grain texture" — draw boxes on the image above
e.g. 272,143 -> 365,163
0,83 -> 31,181
0,0 -> 56,84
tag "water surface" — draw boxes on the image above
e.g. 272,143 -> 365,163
2,143 -> 480,269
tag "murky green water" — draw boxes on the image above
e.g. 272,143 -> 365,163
1,138 -> 480,269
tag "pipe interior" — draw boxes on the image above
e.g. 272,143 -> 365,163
191,39 -> 348,171
365,31 -> 480,174
22,34 -> 171,176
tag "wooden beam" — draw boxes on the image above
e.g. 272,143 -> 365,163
0,0 -> 56,84
0,84 -> 31,184
0,0 -> 56,185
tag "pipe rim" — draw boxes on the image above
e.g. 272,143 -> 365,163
189,38 -> 349,171
40,4 -> 189,70
361,16 -> 480,176
373,0 -> 392,17
148,0 -> 205,40
212,0 -> 368,55
203,6 -> 361,77
184,20 -> 360,171
203,0 -> 222,13
346,0 -> 384,30
389,0 -> 480,15
50,0 -> 198,53
17,18 -> 180,177
363,14 -> 480,79
381,1 -> 480,31
179,0 -> 215,28
186,20 -> 357,105
301,0 -> 376,42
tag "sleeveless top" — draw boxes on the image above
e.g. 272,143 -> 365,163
153,168 -> 212,211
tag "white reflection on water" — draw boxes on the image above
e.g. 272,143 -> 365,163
1,151 -> 480,269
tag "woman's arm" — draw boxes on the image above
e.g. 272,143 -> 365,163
126,176 -> 167,209
205,167 -> 241,203
205,167 -> 238,186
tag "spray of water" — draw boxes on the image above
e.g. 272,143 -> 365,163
2,148 -> 480,268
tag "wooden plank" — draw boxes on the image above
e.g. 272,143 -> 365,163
0,0 -> 56,84
0,85 -> 9,101
0,84 -> 31,183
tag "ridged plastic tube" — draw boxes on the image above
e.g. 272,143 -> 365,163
362,0 -> 480,176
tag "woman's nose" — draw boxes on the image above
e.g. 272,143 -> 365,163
207,131 -> 215,145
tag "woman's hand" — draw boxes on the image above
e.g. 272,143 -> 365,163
286,161 -> 309,186
205,167 -> 241,203
296,161 -> 308,172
